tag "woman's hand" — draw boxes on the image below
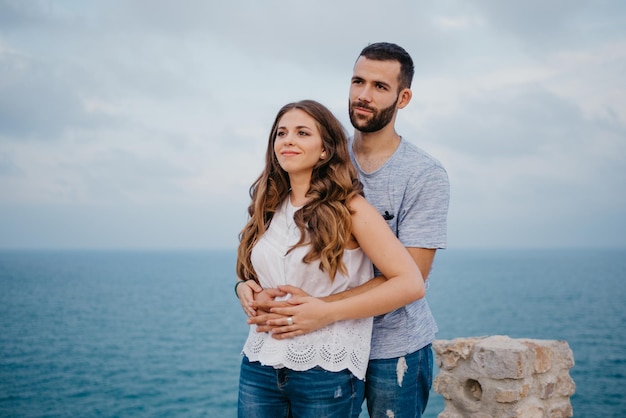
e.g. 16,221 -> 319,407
247,285 -> 314,335
264,295 -> 337,340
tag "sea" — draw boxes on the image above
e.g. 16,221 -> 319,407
1,248 -> 625,417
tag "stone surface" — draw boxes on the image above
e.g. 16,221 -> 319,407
433,335 -> 575,418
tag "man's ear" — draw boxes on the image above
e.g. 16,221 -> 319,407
397,88 -> 412,109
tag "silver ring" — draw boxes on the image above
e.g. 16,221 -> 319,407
286,316 -> 293,326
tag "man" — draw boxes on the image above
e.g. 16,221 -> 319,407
237,42 -> 449,417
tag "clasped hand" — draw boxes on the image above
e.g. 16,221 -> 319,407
242,284 -> 335,340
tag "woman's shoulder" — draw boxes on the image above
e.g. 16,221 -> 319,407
347,194 -> 367,209
348,194 -> 378,217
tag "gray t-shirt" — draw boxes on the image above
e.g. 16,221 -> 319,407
349,137 -> 450,359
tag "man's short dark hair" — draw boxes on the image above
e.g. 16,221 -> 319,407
358,42 -> 415,91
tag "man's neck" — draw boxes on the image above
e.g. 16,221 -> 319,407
353,128 -> 401,173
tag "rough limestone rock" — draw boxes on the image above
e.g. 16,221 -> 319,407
433,335 -> 575,418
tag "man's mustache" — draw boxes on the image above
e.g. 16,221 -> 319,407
351,101 -> 376,112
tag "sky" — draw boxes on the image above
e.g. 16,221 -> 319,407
0,0 -> 625,250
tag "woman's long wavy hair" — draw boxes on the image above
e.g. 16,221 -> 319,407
236,100 -> 362,284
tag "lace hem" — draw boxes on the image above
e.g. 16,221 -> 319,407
242,318 -> 372,380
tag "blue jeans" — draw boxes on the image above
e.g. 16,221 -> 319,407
238,356 -> 365,418
365,344 -> 433,418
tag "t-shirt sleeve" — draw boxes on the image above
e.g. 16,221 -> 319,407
397,163 -> 450,249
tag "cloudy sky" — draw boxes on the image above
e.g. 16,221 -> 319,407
1,0 -> 625,250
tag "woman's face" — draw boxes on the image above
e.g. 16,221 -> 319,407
273,109 -> 325,177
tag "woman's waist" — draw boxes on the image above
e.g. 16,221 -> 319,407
246,317 -> 373,345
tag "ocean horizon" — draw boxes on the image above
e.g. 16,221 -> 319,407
1,248 -> 625,417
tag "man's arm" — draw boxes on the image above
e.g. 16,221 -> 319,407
253,247 -> 435,311
319,275 -> 386,302
249,247 -> 436,331
248,196 -> 430,337
249,246 -> 437,335
249,276 -> 386,333
407,247 -> 436,282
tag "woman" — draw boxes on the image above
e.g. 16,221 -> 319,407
236,100 -> 424,417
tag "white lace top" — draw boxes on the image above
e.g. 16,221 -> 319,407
242,198 -> 374,379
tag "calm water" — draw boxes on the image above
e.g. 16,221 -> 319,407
1,249 -> 625,417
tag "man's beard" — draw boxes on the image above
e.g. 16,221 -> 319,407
348,99 -> 397,133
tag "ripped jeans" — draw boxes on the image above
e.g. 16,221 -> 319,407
238,356 -> 365,418
364,344 -> 433,418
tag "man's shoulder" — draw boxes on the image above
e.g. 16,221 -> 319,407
397,139 -> 447,172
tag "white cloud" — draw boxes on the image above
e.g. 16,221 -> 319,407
0,0 -> 625,249
432,16 -> 484,30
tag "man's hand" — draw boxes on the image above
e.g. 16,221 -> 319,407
253,288 -> 287,315
248,285 -> 310,333
251,285 -> 309,311
236,280 -> 262,318
247,310 -> 290,333
260,295 -> 336,340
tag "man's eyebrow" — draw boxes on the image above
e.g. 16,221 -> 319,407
351,75 -> 391,89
